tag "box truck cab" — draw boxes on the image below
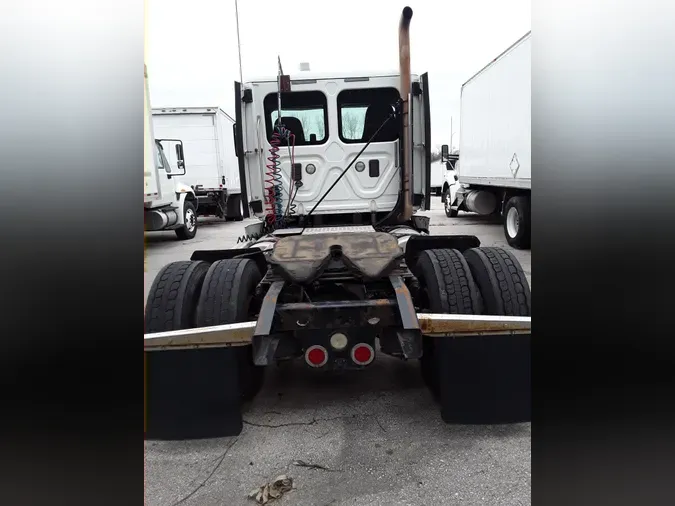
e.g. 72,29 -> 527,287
144,65 -> 199,240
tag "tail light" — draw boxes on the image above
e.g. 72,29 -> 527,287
351,343 -> 375,366
305,345 -> 328,368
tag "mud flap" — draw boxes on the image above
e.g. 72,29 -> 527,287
145,348 -> 243,439
437,333 -> 531,424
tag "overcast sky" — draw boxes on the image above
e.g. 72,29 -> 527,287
146,0 -> 530,149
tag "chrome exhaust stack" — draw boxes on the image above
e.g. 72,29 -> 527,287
399,6 -> 414,221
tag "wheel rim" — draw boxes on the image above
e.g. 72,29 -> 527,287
444,191 -> 452,213
185,208 -> 196,232
506,206 -> 519,238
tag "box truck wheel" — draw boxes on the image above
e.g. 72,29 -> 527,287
443,188 -> 458,217
503,196 -> 530,249
175,200 -> 198,240
226,194 -> 244,221
195,259 -> 265,402
413,249 -> 483,399
144,261 -> 213,439
459,247 -> 531,422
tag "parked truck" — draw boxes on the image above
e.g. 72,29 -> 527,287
440,152 -> 459,208
429,159 -> 447,196
143,8 -> 531,440
152,107 -> 245,221
443,32 -> 531,249
144,65 -> 199,240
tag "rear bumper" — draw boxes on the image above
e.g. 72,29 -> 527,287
144,313 -> 531,351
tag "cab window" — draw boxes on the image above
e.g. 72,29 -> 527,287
264,91 -> 329,146
338,87 -> 400,144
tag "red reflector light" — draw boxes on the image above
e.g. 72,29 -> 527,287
351,343 -> 374,366
305,345 -> 328,367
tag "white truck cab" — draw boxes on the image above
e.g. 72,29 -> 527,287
232,70 -> 432,228
144,65 -> 199,240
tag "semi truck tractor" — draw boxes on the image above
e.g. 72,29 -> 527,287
144,65 -> 199,240
152,107 -> 245,221
143,8 -> 531,440
443,32 -> 531,249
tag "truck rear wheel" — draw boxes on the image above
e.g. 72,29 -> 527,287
144,261 -> 216,439
226,193 -> 244,221
144,260 -> 210,332
459,247 -> 531,422
195,258 -> 264,401
413,249 -> 482,398
175,200 -> 197,240
503,195 -> 530,249
463,247 -> 531,316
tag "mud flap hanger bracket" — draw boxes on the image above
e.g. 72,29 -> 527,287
250,275 -> 422,363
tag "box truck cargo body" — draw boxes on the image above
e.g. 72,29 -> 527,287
152,107 -> 244,221
443,32 -> 531,249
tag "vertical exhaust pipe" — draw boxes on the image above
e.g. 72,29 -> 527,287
399,6 -> 413,221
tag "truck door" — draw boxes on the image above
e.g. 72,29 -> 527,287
411,72 -> 431,210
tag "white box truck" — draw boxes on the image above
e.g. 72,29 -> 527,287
440,152 -> 459,203
152,107 -> 245,221
443,32 -> 531,249
429,160 -> 446,196
144,65 -> 199,240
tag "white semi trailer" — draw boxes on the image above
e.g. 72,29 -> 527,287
152,107 -> 244,221
444,32 -> 531,249
144,65 -> 199,240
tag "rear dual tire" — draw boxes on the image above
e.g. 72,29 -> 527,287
144,258 -> 263,439
414,247 -> 531,424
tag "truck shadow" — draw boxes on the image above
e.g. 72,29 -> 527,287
244,353 -> 529,441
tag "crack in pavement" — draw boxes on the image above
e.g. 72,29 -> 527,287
243,412 -> 387,430
170,437 -> 238,506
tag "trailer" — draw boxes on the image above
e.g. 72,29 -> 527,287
144,8 -> 531,440
144,66 -> 199,240
152,107 -> 244,221
443,32 -> 531,249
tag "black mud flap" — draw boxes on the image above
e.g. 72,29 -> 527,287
437,333 -> 531,424
145,348 -> 243,439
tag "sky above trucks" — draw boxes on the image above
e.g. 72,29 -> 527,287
146,0 -> 530,150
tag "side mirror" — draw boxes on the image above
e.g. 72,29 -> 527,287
175,142 -> 186,175
440,144 -> 449,162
